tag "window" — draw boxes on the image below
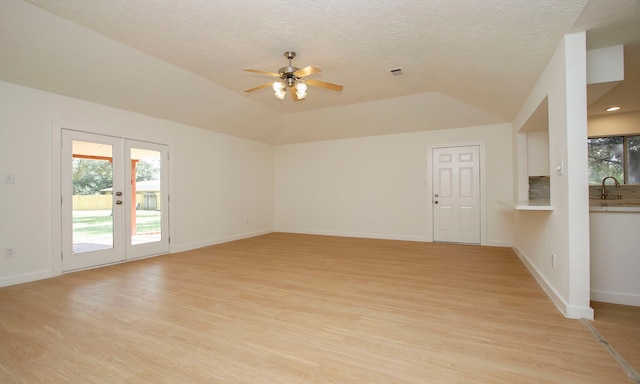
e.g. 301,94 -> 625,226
588,135 -> 640,184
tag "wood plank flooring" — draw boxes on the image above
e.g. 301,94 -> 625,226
591,301 -> 640,379
0,233 -> 636,383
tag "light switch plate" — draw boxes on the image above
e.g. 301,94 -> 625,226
556,161 -> 564,176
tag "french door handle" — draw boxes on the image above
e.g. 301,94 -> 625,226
116,200 -> 123,205
115,191 -> 122,196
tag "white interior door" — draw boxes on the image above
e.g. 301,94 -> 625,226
432,145 -> 481,244
61,130 -> 169,272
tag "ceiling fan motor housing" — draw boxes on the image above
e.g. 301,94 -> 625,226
286,77 -> 297,87
280,51 -> 299,82
279,66 -> 299,77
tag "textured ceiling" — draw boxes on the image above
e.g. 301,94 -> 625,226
1,0 -> 638,143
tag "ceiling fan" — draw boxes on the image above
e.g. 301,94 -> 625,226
243,51 -> 343,101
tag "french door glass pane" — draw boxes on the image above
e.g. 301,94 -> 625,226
131,148 -> 162,245
71,141 -> 114,254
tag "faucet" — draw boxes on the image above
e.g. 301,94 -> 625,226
601,176 -> 620,200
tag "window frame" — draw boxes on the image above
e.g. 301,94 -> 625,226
587,134 -> 640,185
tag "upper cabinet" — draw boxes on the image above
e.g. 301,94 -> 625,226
518,97 -> 551,201
527,131 -> 550,177
520,97 -> 550,177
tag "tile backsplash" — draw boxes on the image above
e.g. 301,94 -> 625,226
588,184 -> 640,200
529,176 -> 640,201
529,176 -> 550,200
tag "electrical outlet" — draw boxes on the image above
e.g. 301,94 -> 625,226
4,248 -> 15,258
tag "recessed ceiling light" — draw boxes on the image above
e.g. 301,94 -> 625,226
606,106 -> 621,112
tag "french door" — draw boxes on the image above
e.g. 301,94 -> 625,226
432,145 -> 481,244
61,130 -> 169,272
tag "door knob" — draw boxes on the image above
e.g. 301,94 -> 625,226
435,201 -> 439,204
116,200 -> 122,205
115,191 -> 122,196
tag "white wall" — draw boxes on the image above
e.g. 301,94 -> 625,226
275,124 -> 513,246
588,111 -> 640,137
275,91 -> 504,144
512,32 -> 592,319
0,80 -> 274,287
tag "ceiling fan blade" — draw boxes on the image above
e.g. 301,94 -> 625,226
244,82 -> 273,93
242,68 -> 282,78
290,85 -> 300,101
293,65 -> 322,78
305,79 -> 344,92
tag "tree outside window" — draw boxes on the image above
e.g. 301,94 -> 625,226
627,136 -> 640,183
588,135 -> 640,184
72,158 -> 160,195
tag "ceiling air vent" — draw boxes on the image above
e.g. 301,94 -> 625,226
388,67 -> 405,77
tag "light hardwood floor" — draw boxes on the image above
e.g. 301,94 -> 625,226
0,233 -> 637,383
591,301 -> 640,378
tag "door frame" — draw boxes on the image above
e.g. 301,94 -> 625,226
427,141 -> 487,245
51,123 -> 172,276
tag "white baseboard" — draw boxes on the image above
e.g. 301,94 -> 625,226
591,289 -> 640,307
171,229 -> 273,253
275,228 -> 430,243
565,304 -> 595,319
513,246 -> 594,320
484,240 -> 512,247
277,228 -> 515,248
0,269 -> 56,288
0,230 -> 274,288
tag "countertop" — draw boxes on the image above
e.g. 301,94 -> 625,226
500,199 -> 640,212
498,199 -> 640,212
589,199 -> 640,212
498,200 -> 553,211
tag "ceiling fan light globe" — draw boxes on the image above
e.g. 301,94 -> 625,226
272,81 -> 284,92
274,89 -> 286,99
296,90 -> 307,99
295,82 -> 307,93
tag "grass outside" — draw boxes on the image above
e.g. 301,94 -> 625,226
73,210 -> 161,237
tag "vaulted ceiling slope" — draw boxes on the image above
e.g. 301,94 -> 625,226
0,0 -> 637,144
